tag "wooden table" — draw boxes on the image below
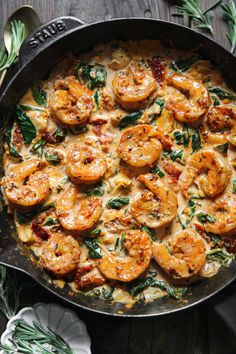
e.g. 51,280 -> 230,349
0,1 -> 235,353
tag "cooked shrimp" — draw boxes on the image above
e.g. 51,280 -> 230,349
207,106 -> 236,133
40,233 -> 80,275
205,106 -> 236,145
56,185 -> 102,231
97,230 -> 152,282
117,125 -> 162,167
66,142 -> 107,184
166,74 -> 210,122
112,61 -> 157,110
2,158 -> 50,208
180,150 -> 231,199
204,194 -> 236,234
51,76 -> 93,125
131,173 -> 178,228
153,230 -> 206,278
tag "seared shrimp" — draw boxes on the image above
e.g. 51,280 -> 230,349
56,185 -> 102,231
40,233 -> 80,275
112,61 -> 157,110
51,76 -> 93,125
204,194 -> 236,234
153,230 -> 206,279
180,150 -> 231,199
131,173 -> 178,228
66,142 -> 107,184
117,125 -> 162,167
166,74 -> 210,122
205,106 -> 236,145
97,230 -> 152,282
2,158 -> 50,208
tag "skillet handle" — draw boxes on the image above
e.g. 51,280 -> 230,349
19,16 -> 84,67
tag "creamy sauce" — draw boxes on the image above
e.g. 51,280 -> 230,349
2,40 -> 236,305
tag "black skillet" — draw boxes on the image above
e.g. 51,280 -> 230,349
0,17 -> 236,317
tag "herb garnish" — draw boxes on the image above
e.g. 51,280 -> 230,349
0,319 -> 74,354
151,165 -> 165,178
206,248 -> 234,266
0,266 -> 31,320
3,128 -> 22,159
191,128 -> 202,152
222,0 -> 236,53
16,106 -> 36,144
16,202 -> 55,224
178,196 -> 201,229
215,143 -> 228,155
32,84 -> 48,107
127,273 -> 188,299
208,87 -> 236,101
74,62 -> 107,89
0,20 -> 26,72
106,196 -> 130,209
170,55 -> 201,72
119,110 -> 144,130
45,151 -> 62,165
84,239 -> 103,259
173,0 -> 221,33
30,139 -> 46,157
163,148 -> 183,162
197,212 -> 216,224
142,226 -> 157,241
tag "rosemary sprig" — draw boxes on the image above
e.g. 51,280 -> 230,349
173,0 -> 222,33
0,319 -> 74,354
222,0 -> 236,53
0,266 -> 32,320
0,20 -> 26,72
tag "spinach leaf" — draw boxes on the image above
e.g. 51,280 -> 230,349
18,104 -> 45,112
206,248 -> 234,266
45,151 -> 62,165
215,143 -> 228,155
16,106 -> 36,144
90,228 -> 101,236
85,183 -> 104,197
178,196 -> 201,229
94,90 -> 100,109
128,274 -> 188,299
151,165 -> 165,178
91,287 -> 114,300
163,148 -> 183,162
170,55 -> 201,72
174,125 -> 190,147
69,125 -> 89,135
16,202 -> 55,224
106,196 -> 130,210
211,96 -> 220,106
209,87 -> 236,100
197,212 -> 216,224
43,218 -> 58,226
84,239 -> 103,259
142,226 -> 156,241
191,128 -> 201,152
30,138 -> 46,157
32,84 -> 48,106
74,62 -> 107,89
119,110 -> 144,130
155,98 -> 165,114
3,128 -> 22,159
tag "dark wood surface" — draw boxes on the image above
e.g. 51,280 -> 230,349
0,1 -> 236,353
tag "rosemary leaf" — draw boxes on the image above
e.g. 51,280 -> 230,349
222,0 -> 236,53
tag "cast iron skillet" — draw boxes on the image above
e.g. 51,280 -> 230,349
0,17 -> 236,317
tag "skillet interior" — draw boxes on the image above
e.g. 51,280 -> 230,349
0,18 -> 236,317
